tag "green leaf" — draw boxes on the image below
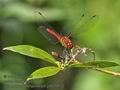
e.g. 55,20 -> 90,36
69,62 -> 93,68
83,61 -> 120,68
70,61 -> 120,68
3,45 -> 57,64
26,66 -> 61,81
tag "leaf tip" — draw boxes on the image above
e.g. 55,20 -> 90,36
3,47 -> 12,50
26,78 -> 30,82
24,80 -> 27,85
3,48 -> 7,50
26,75 -> 33,82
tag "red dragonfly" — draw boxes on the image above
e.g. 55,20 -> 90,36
39,26 -> 73,49
38,12 -> 97,49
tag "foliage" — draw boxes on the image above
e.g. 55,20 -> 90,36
1,0 -> 120,90
3,45 -> 120,83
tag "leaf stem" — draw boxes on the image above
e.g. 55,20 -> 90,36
93,68 -> 120,76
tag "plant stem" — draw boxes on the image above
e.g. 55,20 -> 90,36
94,68 -> 120,76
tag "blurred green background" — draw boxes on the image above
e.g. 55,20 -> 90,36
0,0 -> 120,90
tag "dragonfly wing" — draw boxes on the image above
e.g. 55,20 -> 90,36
38,26 -> 59,44
60,15 -> 98,37
74,15 -> 99,34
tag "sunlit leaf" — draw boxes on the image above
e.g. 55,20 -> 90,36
3,45 -> 57,64
26,66 -> 61,81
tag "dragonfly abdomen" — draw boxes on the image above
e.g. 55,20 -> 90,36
42,28 -> 73,49
47,28 -> 62,40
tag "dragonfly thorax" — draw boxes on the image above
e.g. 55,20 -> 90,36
60,36 -> 73,49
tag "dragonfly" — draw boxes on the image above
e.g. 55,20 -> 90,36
38,12 -> 98,49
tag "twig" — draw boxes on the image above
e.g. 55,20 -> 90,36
68,48 -> 82,64
93,68 -> 120,76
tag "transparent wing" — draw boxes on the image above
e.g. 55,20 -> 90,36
38,26 -> 59,44
75,15 -> 98,32
61,14 -> 99,37
73,15 -> 99,34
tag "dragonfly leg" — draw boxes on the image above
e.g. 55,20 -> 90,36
62,48 -> 72,63
51,51 -> 64,60
72,46 -> 96,61
87,48 -> 96,61
79,48 -> 96,61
